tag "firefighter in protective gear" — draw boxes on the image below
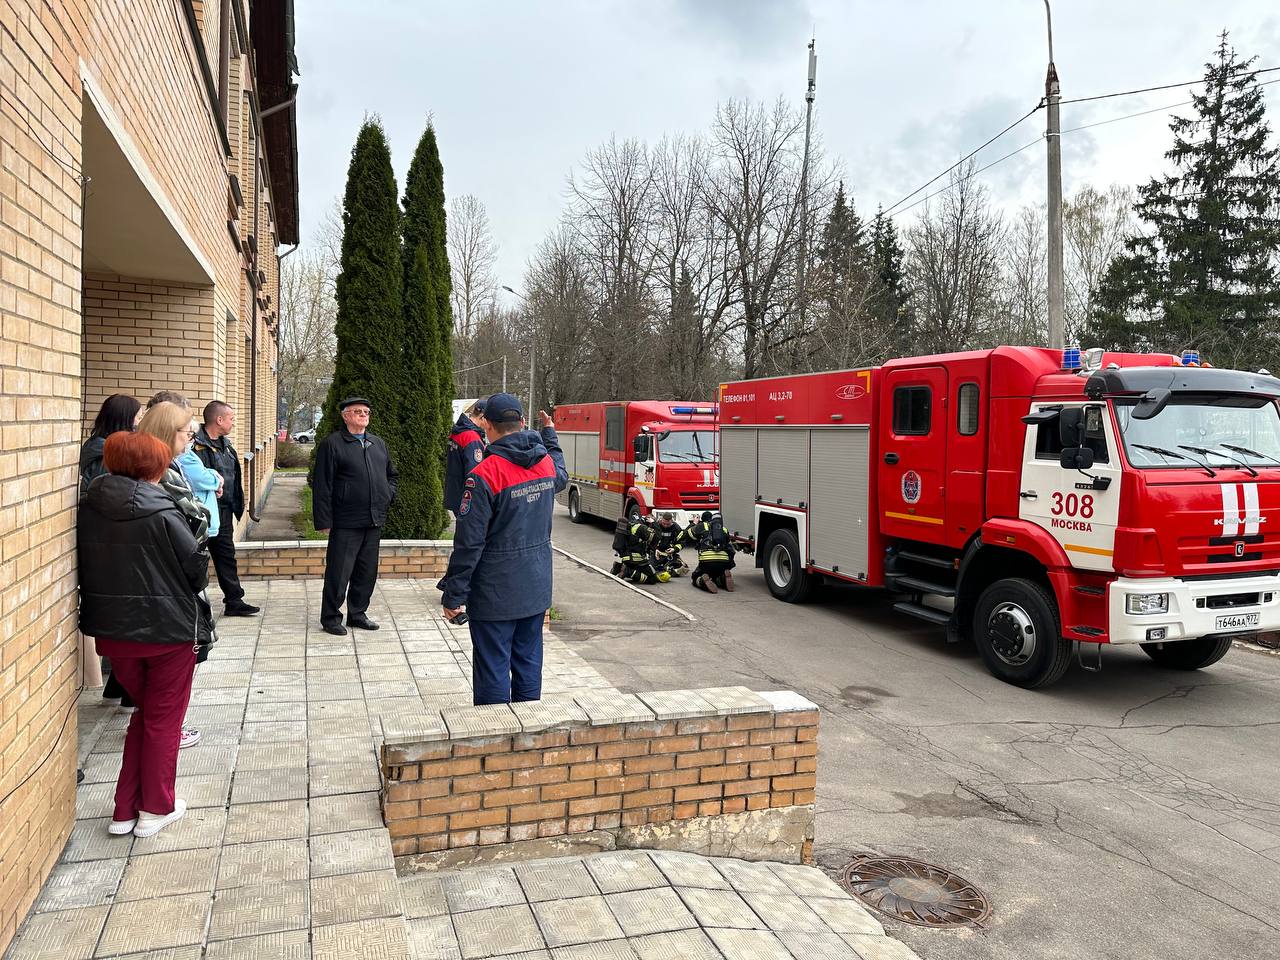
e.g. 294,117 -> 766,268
651,512 -> 689,578
611,516 -> 670,584
686,511 -> 735,593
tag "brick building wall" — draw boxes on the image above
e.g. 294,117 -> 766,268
0,0 -> 295,950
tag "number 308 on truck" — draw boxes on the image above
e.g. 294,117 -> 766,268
717,346 -> 1280,688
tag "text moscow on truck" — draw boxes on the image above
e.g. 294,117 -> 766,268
717,346 -> 1280,688
553,400 -> 719,528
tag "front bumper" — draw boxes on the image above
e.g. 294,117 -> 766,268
648,507 -> 717,528
1107,573 -> 1280,644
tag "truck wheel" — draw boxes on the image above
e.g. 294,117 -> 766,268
1140,636 -> 1232,670
972,579 -> 1072,688
762,529 -> 813,603
626,500 -> 643,523
568,488 -> 588,524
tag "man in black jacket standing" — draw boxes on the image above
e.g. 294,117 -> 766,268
313,397 -> 398,636
194,400 -> 257,616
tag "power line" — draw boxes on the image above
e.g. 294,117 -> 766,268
1059,63 -> 1280,106
1062,76 -> 1280,135
885,76 -> 1280,221
882,102 -> 1044,216
888,135 -> 1044,219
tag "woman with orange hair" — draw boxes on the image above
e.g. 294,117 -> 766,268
78,431 -> 211,838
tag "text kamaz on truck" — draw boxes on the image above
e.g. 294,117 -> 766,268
717,346 -> 1280,688
554,400 -> 719,527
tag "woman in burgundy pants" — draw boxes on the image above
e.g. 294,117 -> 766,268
78,432 -> 213,838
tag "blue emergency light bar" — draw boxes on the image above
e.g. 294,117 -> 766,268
672,406 -> 718,415
1181,350 -> 1200,366
1062,346 -> 1082,370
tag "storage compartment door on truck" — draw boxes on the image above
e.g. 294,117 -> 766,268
1018,401 -> 1121,572
601,404 -> 627,519
878,366 -> 948,543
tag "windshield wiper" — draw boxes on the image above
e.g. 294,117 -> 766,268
1179,444 -> 1258,478
1132,443 -> 1216,477
1221,443 -> 1280,468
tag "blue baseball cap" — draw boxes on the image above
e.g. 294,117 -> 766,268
484,393 -> 525,424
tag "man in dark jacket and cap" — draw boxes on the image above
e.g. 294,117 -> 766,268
314,397 -> 399,636
445,397 -> 488,517
441,394 -> 568,705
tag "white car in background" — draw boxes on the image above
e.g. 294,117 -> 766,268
292,430 -> 315,443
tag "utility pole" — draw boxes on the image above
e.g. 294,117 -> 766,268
797,37 -> 817,333
502,354 -> 507,392
1044,0 -> 1065,349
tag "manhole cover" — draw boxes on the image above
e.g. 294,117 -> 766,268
838,855 -> 991,928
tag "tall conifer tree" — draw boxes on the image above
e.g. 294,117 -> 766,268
317,119 -> 404,488
397,122 -> 454,538
1090,34 -> 1280,367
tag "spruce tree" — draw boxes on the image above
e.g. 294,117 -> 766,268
1089,33 -> 1280,368
316,119 -> 404,496
870,206 -> 910,352
395,122 -> 454,539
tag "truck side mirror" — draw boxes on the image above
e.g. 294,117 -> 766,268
1058,407 -> 1084,447
1131,388 -> 1171,420
632,435 -> 650,459
1059,447 -> 1095,470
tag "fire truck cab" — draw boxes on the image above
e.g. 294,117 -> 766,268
554,400 -> 719,527
719,346 -> 1280,687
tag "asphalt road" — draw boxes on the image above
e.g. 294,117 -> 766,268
548,504 -> 1280,960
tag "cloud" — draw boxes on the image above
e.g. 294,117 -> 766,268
667,0 -> 813,56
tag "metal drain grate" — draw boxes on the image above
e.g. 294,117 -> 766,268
838,855 -> 991,928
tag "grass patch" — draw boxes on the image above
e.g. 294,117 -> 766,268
293,485 -> 328,540
275,466 -> 308,474
549,606 -> 562,621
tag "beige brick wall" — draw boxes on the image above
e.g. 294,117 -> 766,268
380,698 -> 819,860
0,0 -> 288,949
230,541 -> 452,581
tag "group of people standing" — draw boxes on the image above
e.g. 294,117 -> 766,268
77,391 -> 254,838
612,510 -> 738,593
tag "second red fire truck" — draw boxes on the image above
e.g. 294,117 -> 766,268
718,346 -> 1280,687
554,400 -> 720,527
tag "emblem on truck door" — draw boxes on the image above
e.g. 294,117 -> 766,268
836,383 -> 866,400
901,470 -> 922,504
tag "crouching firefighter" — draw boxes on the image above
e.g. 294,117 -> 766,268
611,515 -> 670,584
687,511 -> 735,593
651,512 -> 689,578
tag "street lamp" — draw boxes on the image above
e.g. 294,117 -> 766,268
502,285 -> 535,419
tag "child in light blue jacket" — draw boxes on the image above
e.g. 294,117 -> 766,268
178,445 -> 221,538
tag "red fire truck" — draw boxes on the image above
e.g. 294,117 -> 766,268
718,346 -> 1280,687
554,401 -> 720,526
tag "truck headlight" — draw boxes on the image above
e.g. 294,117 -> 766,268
1126,593 -> 1169,615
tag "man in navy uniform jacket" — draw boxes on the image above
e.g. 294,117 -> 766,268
445,397 -> 488,517
441,394 -> 568,704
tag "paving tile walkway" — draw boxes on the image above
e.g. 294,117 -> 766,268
401,853 -> 919,960
246,472 -> 307,541
6,578 -> 921,960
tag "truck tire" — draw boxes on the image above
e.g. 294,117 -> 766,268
1140,636 -> 1232,670
626,500 -> 643,523
971,578 -> 1072,688
762,529 -> 813,604
568,488 -> 588,524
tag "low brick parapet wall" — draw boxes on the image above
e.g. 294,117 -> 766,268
227,539 -> 451,580
379,688 -> 818,869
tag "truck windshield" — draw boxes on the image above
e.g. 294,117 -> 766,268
658,430 -> 717,463
1115,395 -> 1280,468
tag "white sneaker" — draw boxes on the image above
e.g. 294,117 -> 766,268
179,728 -> 201,749
108,818 -> 137,835
133,799 -> 186,838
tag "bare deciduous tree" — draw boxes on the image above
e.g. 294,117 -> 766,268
448,194 -> 498,339
278,201 -> 340,433
1064,184 -> 1135,344
905,164 -> 1006,353
990,203 -> 1047,346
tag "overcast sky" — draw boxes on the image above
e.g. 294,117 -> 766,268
294,1 -> 1280,300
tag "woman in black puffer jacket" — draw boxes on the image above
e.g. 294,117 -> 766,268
78,431 -> 212,839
